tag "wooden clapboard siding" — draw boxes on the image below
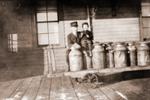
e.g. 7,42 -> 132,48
142,18 -> 150,39
0,0 -> 34,48
141,2 -> 150,40
142,3 -> 150,16
43,47 -> 67,73
62,0 -> 87,21
57,21 -> 65,47
53,48 -> 67,71
0,0 -> 45,81
0,48 -> 44,82
142,18 -> 150,27
93,18 -> 140,42
143,28 -> 150,38
63,8 -> 87,20
94,0 -> 140,19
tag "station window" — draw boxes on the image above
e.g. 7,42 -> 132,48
8,34 -> 18,52
36,0 -> 59,45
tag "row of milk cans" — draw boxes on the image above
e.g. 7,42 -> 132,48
69,42 -> 150,71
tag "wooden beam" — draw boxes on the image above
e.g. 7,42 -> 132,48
64,66 -> 150,78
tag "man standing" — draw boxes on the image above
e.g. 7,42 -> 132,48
66,21 -> 81,71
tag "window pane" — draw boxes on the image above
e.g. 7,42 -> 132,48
38,33 -> 49,45
48,22 -> 58,33
37,12 -> 47,22
48,11 -> 58,21
9,40 -> 12,48
13,44 -> 18,49
12,34 -> 17,41
8,34 -> 18,52
37,23 -> 48,33
49,33 -> 59,44
8,34 -> 11,40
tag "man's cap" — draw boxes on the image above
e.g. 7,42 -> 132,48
82,22 -> 89,27
70,21 -> 78,27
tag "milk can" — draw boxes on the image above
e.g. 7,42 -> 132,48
114,43 -> 127,68
127,42 -> 137,66
83,54 -> 92,69
92,42 -> 105,69
106,43 -> 114,68
69,43 -> 83,71
137,42 -> 150,66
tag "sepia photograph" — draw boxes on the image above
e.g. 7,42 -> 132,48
0,0 -> 150,100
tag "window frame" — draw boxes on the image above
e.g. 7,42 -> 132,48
8,33 -> 18,53
36,0 -> 60,46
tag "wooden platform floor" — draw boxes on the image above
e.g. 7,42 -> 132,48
0,75 -> 150,100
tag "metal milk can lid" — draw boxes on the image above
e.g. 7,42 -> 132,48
106,42 -> 114,50
70,43 -> 81,50
127,42 -> 136,51
93,42 -> 104,52
137,42 -> 149,50
114,42 -> 126,51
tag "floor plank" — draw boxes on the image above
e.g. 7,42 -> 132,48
108,78 -> 150,100
21,76 -> 42,100
0,75 -> 150,100
36,76 -> 51,100
86,85 -> 110,100
9,77 -> 33,100
0,79 -> 23,99
61,77 -> 78,100
0,81 -> 14,99
49,77 -> 62,100
100,86 -> 125,100
71,80 -> 94,100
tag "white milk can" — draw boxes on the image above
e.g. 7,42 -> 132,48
84,54 -> 92,69
127,42 -> 137,66
137,42 -> 150,66
92,43 -> 105,69
107,43 -> 114,68
69,43 -> 83,71
114,43 -> 127,68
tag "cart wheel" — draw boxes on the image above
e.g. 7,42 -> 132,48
84,73 -> 99,83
